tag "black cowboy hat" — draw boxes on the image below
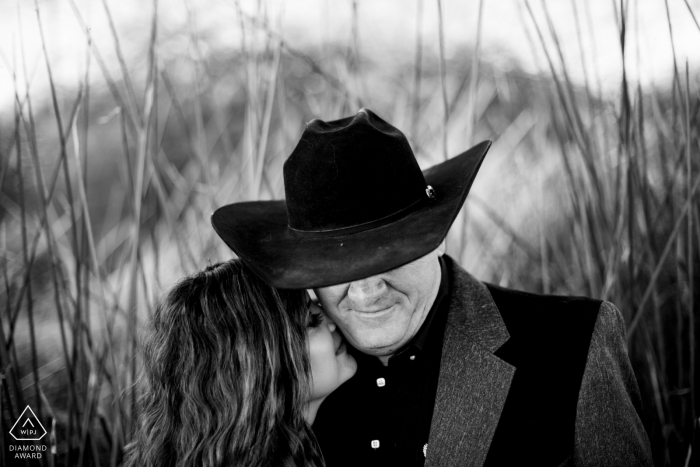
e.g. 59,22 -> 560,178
211,109 -> 491,289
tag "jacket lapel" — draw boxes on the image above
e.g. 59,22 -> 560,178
425,260 -> 515,467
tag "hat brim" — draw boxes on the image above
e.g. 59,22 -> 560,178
211,140 -> 491,289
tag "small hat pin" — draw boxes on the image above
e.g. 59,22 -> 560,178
425,185 -> 436,200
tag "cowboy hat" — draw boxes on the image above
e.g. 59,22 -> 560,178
211,109 -> 491,289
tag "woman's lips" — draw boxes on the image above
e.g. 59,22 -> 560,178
335,340 -> 347,355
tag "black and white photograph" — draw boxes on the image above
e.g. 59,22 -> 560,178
0,0 -> 698,465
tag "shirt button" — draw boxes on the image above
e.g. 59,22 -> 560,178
376,378 -> 386,387
371,440 -> 380,449
409,355 -> 416,361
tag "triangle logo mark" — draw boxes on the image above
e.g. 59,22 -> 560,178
9,406 -> 47,441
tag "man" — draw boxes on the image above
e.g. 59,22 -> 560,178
211,109 -> 653,466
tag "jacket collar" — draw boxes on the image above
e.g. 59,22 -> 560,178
444,256 -> 510,352
425,256 -> 514,467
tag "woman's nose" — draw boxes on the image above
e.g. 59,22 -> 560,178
324,313 -> 337,332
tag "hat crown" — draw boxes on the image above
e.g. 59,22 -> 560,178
283,109 -> 427,233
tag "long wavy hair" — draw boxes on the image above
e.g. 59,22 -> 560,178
122,259 -> 324,467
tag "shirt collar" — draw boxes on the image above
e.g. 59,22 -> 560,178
388,255 -> 449,364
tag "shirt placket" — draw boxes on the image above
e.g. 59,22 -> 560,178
366,361 -> 394,463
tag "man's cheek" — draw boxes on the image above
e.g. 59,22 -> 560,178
340,323 -> 369,343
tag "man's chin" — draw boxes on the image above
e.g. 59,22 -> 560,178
348,337 -> 404,357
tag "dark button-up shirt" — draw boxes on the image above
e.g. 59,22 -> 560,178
313,257 -> 451,467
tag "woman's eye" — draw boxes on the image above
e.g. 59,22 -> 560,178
308,312 -> 323,328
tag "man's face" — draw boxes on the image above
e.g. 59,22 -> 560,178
314,244 -> 444,358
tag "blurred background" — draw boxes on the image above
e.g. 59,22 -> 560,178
0,0 -> 698,465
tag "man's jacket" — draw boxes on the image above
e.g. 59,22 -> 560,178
424,257 -> 653,466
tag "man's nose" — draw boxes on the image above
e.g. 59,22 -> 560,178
347,276 -> 387,307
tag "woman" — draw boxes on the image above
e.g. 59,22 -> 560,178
122,259 -> 357,466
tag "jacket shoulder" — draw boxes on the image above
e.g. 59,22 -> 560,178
485,282 -> 603,346
485,282 -> 603,315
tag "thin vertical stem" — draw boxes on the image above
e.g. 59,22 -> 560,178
78,33 -> 92,459
350,0 -> 365,106
682,0 -> 700,33
684,61 -> 695,438
255,43 -> 281,198
664,0 -> 683,99
540,169 -> 550,294
459,0 -> 485,262
436,0 -> 449,160
466,0 -> 484,147
411,0 -> 424,139
100,0 -> 143,125
4,45 -> 28,424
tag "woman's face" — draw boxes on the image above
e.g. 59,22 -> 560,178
307,301 -> 357,403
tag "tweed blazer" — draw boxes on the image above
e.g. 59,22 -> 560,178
425,257 -> 653,466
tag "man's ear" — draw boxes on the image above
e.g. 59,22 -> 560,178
436,239 -> 446,257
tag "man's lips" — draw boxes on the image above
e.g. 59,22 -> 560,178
353,305 -> 395,326
354,303 -> 395,315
